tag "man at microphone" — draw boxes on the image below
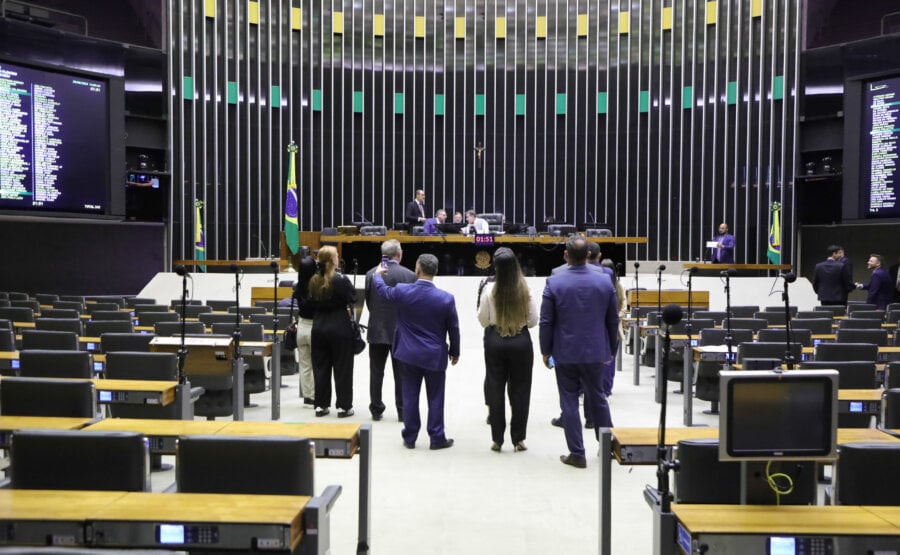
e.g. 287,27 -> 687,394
710,223 -> 736,264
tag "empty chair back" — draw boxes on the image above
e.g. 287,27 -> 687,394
105,351 -> 179,381
205,299 -> 235,311
10,429 -> 149,492
835,328 -> 889,346
10,299 -> 40,313
21,330 -> 79,351
815,305 -> 847,316
0,377 -> 96,417
34,317 -> 84,335
86,320 -> 134,335
249,313 -> 291,330
85,302 -> 124,314
729,306 -> 760,318
788,318 -> 833,335
835,443 -> 900,505
34,293 -> 59,305
5,292 -> 29,301
211,322 -> 264,340
851,310 -> 886,321
170,299 -> 203,308
648,310 -> 688,326
886,361 -> 900,390
176,435 -> 314,496
138,311 -> 179,326
837,318 -> 883,330
629,305 -> 660,319
726,318 -> 768,333
199,312 -> 244,326
757,328 -> 813,347
124,297 -> 157,307
58,295 -> 86,304
39,308 -> 80,319
753,311 -> 788,326
0,318 -> 10,330
254,300 -> 277,312
797,311 -> 829,320
798,360 -> 878,389
52,300 -> 84,313
666,318 -> 715,336
883,388 -> 900,429
698,328 -> 754,347
737,342 -> 802,364
0,299 -> 8,307
154,321 -> 206,336
814,342 -> 879,362
847,303 -> 878,315
0,329 -> 15,353
90,310 -> 134,322
18,349 -> 93,378
227,306 -> 267,317
888,310 -> 900,324
763,305 -> 798,316
359,225 -> 387,236
693,311 -> 727,325
181,304 -> 213,318
132,304 -> 170,315
100,332 -> 154,353
0,306 -> 35,323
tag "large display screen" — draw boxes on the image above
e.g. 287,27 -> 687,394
0,59 -> 109,214
863,75 -> 900,217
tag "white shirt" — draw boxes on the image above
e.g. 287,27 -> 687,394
477,282 -> 538,331
465,217 -> 491,235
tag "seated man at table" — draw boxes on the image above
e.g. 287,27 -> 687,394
423,209 -> 447,235
463,210 -> 490,235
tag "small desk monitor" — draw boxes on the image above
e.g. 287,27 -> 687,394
719,370 -> 838,461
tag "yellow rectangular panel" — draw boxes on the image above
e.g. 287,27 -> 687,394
291,7 -> 301,30
333,11 -> 343,34
415,16 -> 426,38
662,6 -> 673,30
374,14 -> 385,37
455,17 -> 466,39
577,14 -> 588,37
248,1 -> 259,25
751,0 -> 763,17
618,12 -> 629,34
706,1 -> 717,25
204,0 -> 215,18
536,16 -> 547,39
496,16 -> 506,39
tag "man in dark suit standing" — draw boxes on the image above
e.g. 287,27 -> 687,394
405,189 -> 426,227
374,253 -> 460,450
540,236 -> 619,469
855,253 -> 894,310
812,245 -> 853,306
365,239 -> 416,421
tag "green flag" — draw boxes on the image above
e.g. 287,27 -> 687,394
284,143 -> 300,255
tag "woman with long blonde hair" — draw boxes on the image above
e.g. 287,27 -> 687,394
477,247 -> 537,452
305,246 -> 358,417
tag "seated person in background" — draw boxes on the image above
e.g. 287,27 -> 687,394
423,209 -> 447,235
463,209 -> 490,235
453,211 -> 463,224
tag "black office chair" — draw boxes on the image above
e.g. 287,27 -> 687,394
788,318 -> 833,335
170,299 -> 204,308
205,299 -> 235,311
38,308 -> 80,319
847,303 -> 878,316
58,295 -> 86,305
254,300 -> 277,312
693,311 -> 727,325
411,225 -> 424,236
51,300 -> 84,314
9,429 -> 149,492
629,306 -> 660,319
86,320 -> 135,335
737,342 -> 803,365
756,328 -> 813,347
85,302 -> 124,314
753,311 -> 788,326
725,318 -> 768,333
850,310 -> 886,321
835,328 -> 889,346
10,299 -> 41,314
249,313 -> 291,332
100,332 -> 154,353
5,292 -> 29,301
763,305 -> 798,316
21,330 -> 80,351
0,329 -> 15,354
883,388 -> 900,429
694,328 -> 754,411
547,224 -> 576,236
227,306 -> 267,317
176,435 -> 314,496
34,293 -> 59,305
138,311 -> 179,327
837,318 -> 883,330
886,362 -> 900,390
132,304 -> 171,315
34,317 -> 84,336
796,310 -> 829,320
799,360 -> 877,389
834,443 -> 900,505
815,305 -> 847,317
0,299 -> 10,307
359,225 -> 387,236
0,377 -> 96,417
814,342 -> 879,362
729,306 -> 760,318
211,322 -> 266,404
199,312 -> 244,326
179,304 -> 213,318
124,297 -> 157,308
154,321 -> 206,336
18,349 -> 94,378
888,310 -> 900,324
90,310 -> 134,322
0,306 -> 35,323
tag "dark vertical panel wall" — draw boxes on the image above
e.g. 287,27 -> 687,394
169,0 -> 799,264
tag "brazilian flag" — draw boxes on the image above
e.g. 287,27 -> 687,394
767,201 -> 781,265
194,199 -> 206,272
284,142 -> 300,255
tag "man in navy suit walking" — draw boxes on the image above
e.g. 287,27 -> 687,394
374,253 -> 460,450
540,235 -> 619,468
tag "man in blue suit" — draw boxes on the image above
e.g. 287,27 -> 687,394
540,236 -> 619,468
711,222 -> 736,264
855,253 -> 894,310
374,253 -> 460,450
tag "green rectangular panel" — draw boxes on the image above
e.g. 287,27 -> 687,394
682,86 -> 693,109
555,93 -> 567,115
394,92 -> 405,114
773,75 -> 784,100
639,90 -> 650,113
312,89 -> 323,111
726,81 -> 738,105
597,92 -> 608,114
182,76 -> 194,101
271,85 -> 281,108
475,94 -> 485,116
353,91 -> 364,113
227,81 -> 238,104
434,94 -> 445,116
515,94 -> 526,116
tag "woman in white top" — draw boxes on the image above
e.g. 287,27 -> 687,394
477,247 -> 538,452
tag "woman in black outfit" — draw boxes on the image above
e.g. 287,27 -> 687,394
477,247 -> 538,452
305,246 -> 357,417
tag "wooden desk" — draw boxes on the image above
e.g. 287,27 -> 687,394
628,290 -> 710,309
251,286 -> 293,306
323,234 -> 648,245
682,263 -> 792,272
92,378 -> 177,406
0,416 -> 95,448
0,489 -> 127,546
218,421 -> 359,459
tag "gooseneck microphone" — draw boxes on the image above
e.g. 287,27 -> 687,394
633,262 -> 641,319
656,264 -> 666,321
176,264 -> 190,384
229,263 -> 241,273
781,272 -> 797,283
781,272 -> 796,370
655,303 -> 684,515
175,264 -> 188,277
657,264 -> 667,272
719,268 -> 737,277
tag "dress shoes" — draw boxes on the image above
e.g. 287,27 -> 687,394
514,441 -> 528,452
302,397 -> 315,407
430,438 -> 455,450
371,412 -> 383,421
403,441 -> 415,449
337,408 -> 354,418
560,454 -> 587,469
584,421 -> 595,429
315,407 -> 330,417
491,442 -> 502,452
550,417 -> 563,428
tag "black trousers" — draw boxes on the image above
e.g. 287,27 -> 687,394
311,321 -> 355,411
368,343 -> 403,417
483,326 -> 533,445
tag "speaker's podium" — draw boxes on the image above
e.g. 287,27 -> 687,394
149,336 -> 247,420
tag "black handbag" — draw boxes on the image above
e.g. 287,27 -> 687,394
348,305 -> 366,355
283,321 -> 298,351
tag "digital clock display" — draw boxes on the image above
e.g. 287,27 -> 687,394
474,233 -> 495,245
